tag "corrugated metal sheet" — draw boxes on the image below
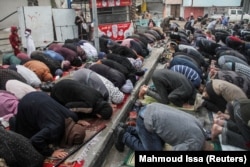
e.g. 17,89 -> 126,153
18,7 -> 78,47
18,6 -> 54,48
52,9 -> 78,42
183,0 -> 241,7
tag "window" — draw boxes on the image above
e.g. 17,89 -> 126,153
97,6 -> 129,24
231,10 -> 236,14
237,10 -> 243,15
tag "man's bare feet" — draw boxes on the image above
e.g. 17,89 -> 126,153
211,124 -> 223,140
138,85 -> 148,99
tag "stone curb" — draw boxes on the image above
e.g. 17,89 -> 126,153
81,47 -> 164,167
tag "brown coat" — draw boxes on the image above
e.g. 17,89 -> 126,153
204,79 -> 248,112
211,79 -> 247,102
23,60 -> 53,82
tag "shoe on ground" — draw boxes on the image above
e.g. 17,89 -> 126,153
114,126 -> 125,152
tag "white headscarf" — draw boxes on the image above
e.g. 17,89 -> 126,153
6,80 -> 37,100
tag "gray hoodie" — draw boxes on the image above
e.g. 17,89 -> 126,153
143,102 -> 206,150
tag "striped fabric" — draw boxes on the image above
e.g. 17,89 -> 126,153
170,64 -> 201,88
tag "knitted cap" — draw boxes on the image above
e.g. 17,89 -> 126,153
55,69 -> 63,77
120,79 -> 133,94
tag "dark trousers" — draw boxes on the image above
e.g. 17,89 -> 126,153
123,109 -> 164,151
223,120 -> 250,150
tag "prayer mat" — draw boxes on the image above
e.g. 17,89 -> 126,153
139,95 -> 195,112
43,159 -> 84,167
43,94 -> 130,167
43,122 -> 107,167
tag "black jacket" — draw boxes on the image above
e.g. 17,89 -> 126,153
100,59 -> 130,77
89,63 -> 126,88
110,45 -> 138,59
0,127 -> 44,167
51,79 -> 109,116
12,91 -> 78,156
0,69 -> 27,90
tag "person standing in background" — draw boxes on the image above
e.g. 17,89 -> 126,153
24,28 -> 36,57
75,13 -> 88,40
206,19 -> 219,33
205,30 -> 216,41
148,19 -> 156,29
221,15 -> 229,29
9,26 -> 21,56
143,10 -> 152,19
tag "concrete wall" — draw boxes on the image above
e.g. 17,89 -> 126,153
184,7 -> 204,19
183,0 -> 241,7
0,0 -> 51,29
146,2 -> 164,19
163,4 -> 184,19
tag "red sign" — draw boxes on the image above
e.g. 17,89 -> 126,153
92,0 -> 132,8
98,22 -> 134,41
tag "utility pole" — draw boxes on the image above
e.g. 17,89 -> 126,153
67,0 -> 71,8
241,0 -> 250,22
241,0 -> 244,21
91,0 -> 100,52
